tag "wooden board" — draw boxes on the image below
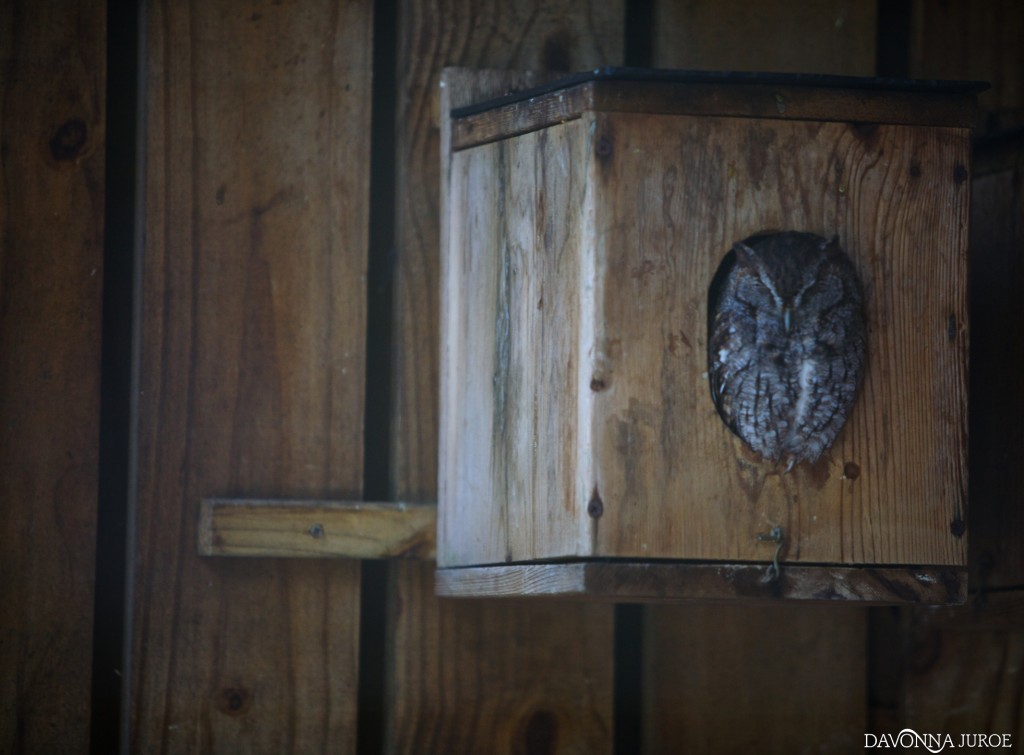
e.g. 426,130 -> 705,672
442,101 -> 971,572
386,562 -> 614,752
440,121 -> 593,567
128,1 -> 371,749
198,498 -> 436,559
644,603 -> 868,753
967,135 -> 1024,590
451,78 -> 981,151
910,0 -> 1024,133
588,112 -> 969,567
653,0 -> 877,77
903,593 -> 1024,739
436,563 -> 966,604
0,2 -> 105,750
645,12 -> 879,752
387,7 -> 623,750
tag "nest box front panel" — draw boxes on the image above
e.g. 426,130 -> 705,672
585,110 -> 969,567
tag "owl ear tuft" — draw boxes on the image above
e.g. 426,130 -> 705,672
733,241 -> 757,263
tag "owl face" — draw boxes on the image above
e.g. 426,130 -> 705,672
707,231 -> 867,468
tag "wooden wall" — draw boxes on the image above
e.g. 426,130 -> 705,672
2,0 -> 1023,752
0,2 -> 105,752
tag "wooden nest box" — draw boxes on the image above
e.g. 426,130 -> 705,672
437,68 -> 984,603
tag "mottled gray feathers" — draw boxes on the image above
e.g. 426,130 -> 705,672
707,231 -> 866,469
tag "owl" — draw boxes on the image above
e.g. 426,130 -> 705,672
707,231 -> 867,469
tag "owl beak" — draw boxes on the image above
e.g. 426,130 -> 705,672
782,305 -> 792,333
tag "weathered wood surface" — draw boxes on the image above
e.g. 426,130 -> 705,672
436,563 -> 966,604
386,562 -> 614,753
968,134 -> 1024,590
0,2 -> 105,751
653,0 -> 877,77
636,13 -> 878,753
589,113 -> 969,568
129,1 -> 371,749
388,6 -> 622,750
198,498 -> 436,559
910,0 -> 1024,133
440,120 -> 592,568
452,79 -> 982,151
903,593 -> 1024,739
442,98 -> 971,570
644,603 -> 868,753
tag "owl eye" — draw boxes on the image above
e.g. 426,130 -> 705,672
800,274 -> 843,309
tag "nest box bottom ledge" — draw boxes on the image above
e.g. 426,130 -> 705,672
434,560 -> 967,605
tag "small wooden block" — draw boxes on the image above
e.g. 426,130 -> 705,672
198,498 -> 437,559
435,563 -> 967,604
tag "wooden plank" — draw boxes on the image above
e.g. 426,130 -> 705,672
0,2 -> 105,751
910,0 -> 1024,133
638,12 -> 878,752
903,592 -> 1024,739
389,4 -> 622,751
436,563 -> 967,604
198,498 -> 436,558
440,119 -> 593,567
452,79 -> 981,151
644,603 -> 868,753
653,0 -> 877,76
968,134 -> 1024,590
588,113 -> 970,567
128,1 -> 371,750
386,562 -> 614,753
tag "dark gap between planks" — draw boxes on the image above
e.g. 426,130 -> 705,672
90,0 -> 142,752
358,0 -> 400,750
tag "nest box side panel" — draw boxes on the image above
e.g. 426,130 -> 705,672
585,110 -> 969,567
440,120 -> 592,567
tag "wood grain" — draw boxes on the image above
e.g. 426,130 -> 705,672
440,120 -> 593,567
388,5 -> 622,750
0,2 -> 105,750
588,112 -> 970,568
129,1 -> 371,749
653,0 -> 877,76
442,93 -> 971,571
452,79 -> 981,151
910,0 -> 1024,133
436,563 -> 966,604
903,593 -> 1024,739
198,498 -> 436,559
392,1 -> 621,501
644,603 -> 868,753
387,562 -> 614,753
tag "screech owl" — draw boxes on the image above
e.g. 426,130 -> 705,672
707,231 -> 867,470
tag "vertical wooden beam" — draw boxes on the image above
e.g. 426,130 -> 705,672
645,605 -> 867,753
129,1 -> 372,749
903,594 -> 1024,738
884,5 -> 1024,740
910,0 -> 1024,133
969,136 -> 1024,591
386,2 -> 622,751
0,2 -> 105,751
643,6 -> 876,750
652,0 -> 877,76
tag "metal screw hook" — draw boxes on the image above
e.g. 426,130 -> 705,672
756,526 -> 785,583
